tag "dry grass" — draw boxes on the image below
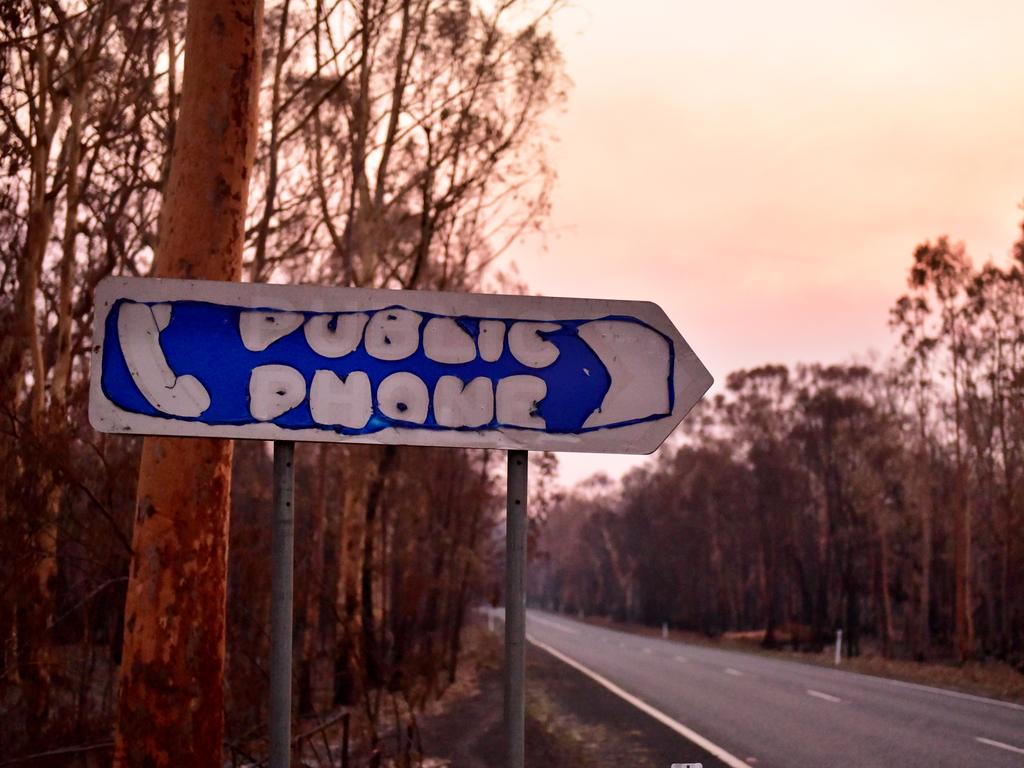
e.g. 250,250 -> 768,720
796,649 -> 1024,703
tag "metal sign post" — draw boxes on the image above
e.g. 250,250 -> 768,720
269,440 -> 295,768
504,450 -> 528,768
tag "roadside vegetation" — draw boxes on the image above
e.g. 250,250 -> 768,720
0,0 -> 565,762
531,224 -> 1024,679
2,0 -> 1022,763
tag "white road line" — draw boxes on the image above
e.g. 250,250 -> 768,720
675,655 -> 689,663
976,737 -> 1024,756
528,634 -> 750,768
806,689 -> 841,703
885,678 -> 1024,712
528,615 -> 580,635
724,668 -> 743,677
528,611 -> 1024,717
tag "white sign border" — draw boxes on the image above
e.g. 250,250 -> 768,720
89,277 -> 712,455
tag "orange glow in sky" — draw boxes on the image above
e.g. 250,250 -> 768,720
503,0 -> 1024,485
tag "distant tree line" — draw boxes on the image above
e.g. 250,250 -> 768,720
530,219 -> 1024,666
0,0 -> 565,762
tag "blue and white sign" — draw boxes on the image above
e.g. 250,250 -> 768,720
89,277 -> 712,454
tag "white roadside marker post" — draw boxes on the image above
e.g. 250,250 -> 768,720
835,629 -> 843,665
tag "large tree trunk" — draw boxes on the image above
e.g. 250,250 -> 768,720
953,473 -> 974,662
21,82 -> 89,742
913,412 -> 933,660
875,511 -> 896,658
12,9 -> 65,738
918,476 -> 932,660
950,320 -> 975,663
113,1 -> 262,764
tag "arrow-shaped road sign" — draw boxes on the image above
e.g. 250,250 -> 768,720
89,277 -> 712,454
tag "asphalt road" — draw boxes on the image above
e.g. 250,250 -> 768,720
521,609 -> 1024,768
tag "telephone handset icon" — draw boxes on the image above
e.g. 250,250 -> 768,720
117,302 -> 210,418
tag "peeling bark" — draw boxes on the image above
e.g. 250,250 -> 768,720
113,0 -> 263,764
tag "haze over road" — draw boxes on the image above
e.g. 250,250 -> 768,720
522,610 -> 1024,768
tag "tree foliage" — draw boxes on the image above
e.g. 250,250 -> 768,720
0,0 -> 564,761
532,217 -> 1024,666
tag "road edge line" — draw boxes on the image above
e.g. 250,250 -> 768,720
806,689 -> 841,703
538,610 -> 1024,713
527,634 -> 749,768
884,677 -> 1024,712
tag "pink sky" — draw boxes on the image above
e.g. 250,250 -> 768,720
502,0 -> 1024,486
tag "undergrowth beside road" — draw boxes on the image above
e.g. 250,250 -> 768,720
411,622 -> 704,767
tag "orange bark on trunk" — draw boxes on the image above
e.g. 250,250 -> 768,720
113,0 -> 262,764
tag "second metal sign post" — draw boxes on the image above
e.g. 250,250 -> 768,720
505,451 -> 529,768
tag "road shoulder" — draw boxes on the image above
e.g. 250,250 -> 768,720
414,625 -> 729,767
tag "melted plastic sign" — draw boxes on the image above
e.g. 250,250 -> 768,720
89,277 -> 712,454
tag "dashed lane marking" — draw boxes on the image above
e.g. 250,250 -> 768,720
528,614 -> 580,634
806,689 -> 841,703
885,678 -> 1024,712
976,737 -> 1024,756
